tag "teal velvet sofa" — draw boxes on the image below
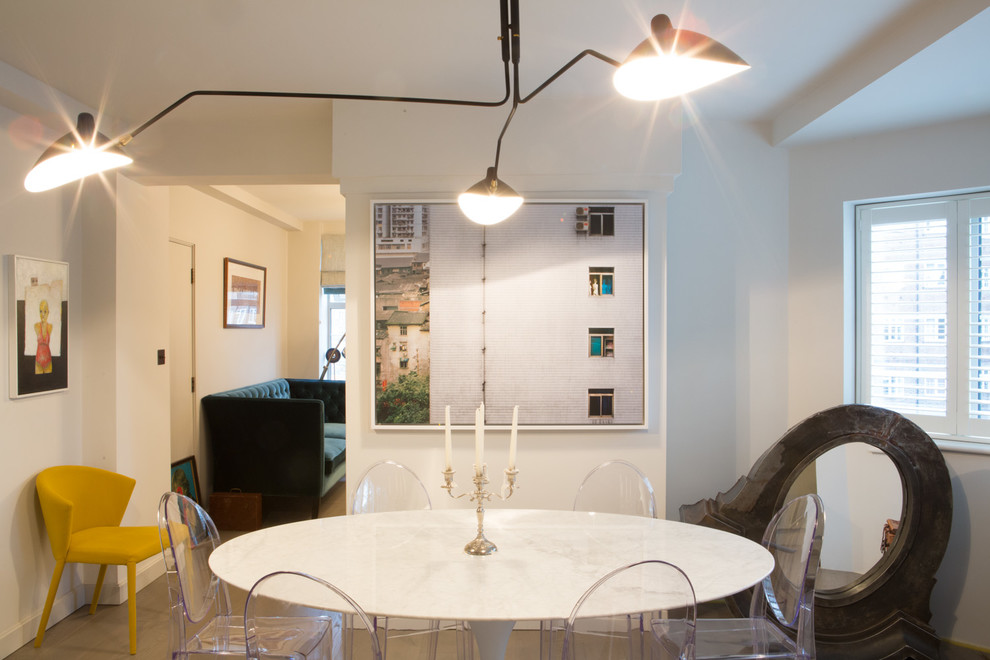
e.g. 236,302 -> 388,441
201,378 -> 345,518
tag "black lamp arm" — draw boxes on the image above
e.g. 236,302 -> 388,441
490,48 -> 620,176
123,66 -> 512,143
517,49 -> 621,105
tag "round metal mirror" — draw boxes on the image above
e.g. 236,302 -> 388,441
784,441 -> 904,592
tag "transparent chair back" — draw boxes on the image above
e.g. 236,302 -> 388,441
159,491 -> 243,658
245,570 -> 382,660
754,493 -> 825,650
350,460 -> 448,659
573,460 -> 657,518
693,493 -> 825,659
562,559 -> 697,660
351,460 -> 431,514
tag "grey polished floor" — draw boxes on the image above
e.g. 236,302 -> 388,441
9,481 -> 987,659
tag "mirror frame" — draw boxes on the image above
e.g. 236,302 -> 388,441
681,404 -> 951,660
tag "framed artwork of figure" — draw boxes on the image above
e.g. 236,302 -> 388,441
8,255 -> 68,398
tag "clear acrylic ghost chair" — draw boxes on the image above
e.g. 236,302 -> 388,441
543,460 -> 658,658
691,494 -> 825,660
573,459 -> 658,518
159,491 -> 245,659
562,559 -> 697,660
351,461 -> 463,659
244,570 -> 382,660
350,460 -> 432,515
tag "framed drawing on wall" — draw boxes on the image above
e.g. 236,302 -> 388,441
223,258 -> 266,328
7,255 -> 69,398
373,202 -> 646,429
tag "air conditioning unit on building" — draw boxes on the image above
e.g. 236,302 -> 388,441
576,206 -> 589,217
576,220 -> 589,232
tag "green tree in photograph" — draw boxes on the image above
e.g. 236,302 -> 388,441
376,371 -> 430,424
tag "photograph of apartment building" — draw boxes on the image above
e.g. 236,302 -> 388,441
377,202 -> 644,426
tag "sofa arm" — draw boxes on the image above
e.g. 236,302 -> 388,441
287,379 -> 345,423
202,397 -> 326,499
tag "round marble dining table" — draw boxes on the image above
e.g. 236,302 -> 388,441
210,508 -> 773,660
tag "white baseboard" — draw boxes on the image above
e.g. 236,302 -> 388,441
0,583 -> 84,659
0,555 -> 165,658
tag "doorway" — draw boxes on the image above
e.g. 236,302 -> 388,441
169,239 -> 196,461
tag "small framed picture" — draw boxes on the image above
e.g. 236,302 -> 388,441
170,456 -> 201,503
8,255 -> 69,399
223,258 -> 266,328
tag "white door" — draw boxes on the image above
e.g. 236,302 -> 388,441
169,240 -> 196,461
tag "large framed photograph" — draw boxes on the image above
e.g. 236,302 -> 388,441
373,202 -> 646,428
170,456 -> 201,503
223,258 -> 266,328
7,255 -> 68,398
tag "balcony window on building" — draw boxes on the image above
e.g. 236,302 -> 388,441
588,389 -> 614,418
589,267 -> 614,296
589,207 -> 615,236
589,328 -> 615,357
399,358 -> 409,369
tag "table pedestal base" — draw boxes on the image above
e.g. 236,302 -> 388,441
469,620 -> 516,660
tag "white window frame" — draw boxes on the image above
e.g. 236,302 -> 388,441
857,191 -> 990,447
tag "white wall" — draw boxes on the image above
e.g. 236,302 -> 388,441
287,220 -> 330,379
167,186 -> 291,495
665,120 -> 791,518
788,114 -> 990,648
334,97 -> 678,513
0,105 -> 85,658
0,102 -> 171,655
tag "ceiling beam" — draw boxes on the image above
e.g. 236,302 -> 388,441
194,184 -> 304,231
770,0 -> 988,145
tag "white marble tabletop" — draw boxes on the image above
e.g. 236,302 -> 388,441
210,508 -> 773,659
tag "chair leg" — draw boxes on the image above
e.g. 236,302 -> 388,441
35,559 -> 66,647
127,562 -> 138,654
90,564 -> 108,615
456,621 -> 474,660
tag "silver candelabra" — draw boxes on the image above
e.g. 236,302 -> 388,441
442,464 -> 519,555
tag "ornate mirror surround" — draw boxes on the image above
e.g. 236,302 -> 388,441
680,404 -> 952,660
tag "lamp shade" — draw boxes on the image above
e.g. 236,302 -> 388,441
613,14 -> 749,101
457,167 -> 524,225
24,113 -> 132,192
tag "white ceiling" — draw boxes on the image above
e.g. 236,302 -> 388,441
1,0 -> 988,222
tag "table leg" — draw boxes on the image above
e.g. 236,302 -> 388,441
468,620 -> 516,660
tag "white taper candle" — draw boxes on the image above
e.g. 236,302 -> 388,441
509,405 -> 518,469
444,405 -> 452,470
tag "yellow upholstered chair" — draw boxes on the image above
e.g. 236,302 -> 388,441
34,465 -> 163,654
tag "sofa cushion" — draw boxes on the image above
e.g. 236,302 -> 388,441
324,422 -> 346,439
324,436 -> 346,474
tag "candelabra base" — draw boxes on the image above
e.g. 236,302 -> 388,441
464,534 -> 497,556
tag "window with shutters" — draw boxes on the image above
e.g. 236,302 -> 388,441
857,191 -> 990,445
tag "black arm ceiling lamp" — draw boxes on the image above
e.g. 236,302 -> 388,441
24,1 -> 748,224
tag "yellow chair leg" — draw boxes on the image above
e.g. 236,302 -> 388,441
35,559 -> 66,647
90,564 -> 108,615
127,562 -> 137,654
